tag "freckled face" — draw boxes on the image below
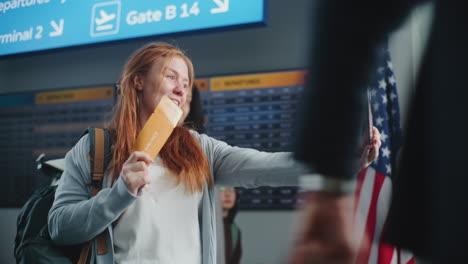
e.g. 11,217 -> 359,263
137,56 -> 190,122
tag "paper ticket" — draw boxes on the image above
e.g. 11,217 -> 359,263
133,95 -> 182,159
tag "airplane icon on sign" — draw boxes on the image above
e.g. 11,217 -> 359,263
90,1 -> 121,37
95,10 -> 116,30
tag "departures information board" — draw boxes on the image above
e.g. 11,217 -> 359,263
196,70 -> 307,209
0,86 -> 114,207
0,0 -> 266,56
2,70 -> 306,209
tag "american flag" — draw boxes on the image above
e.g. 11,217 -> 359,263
353,49 -> 414,264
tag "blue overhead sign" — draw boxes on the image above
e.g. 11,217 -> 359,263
0,0 -> 266,56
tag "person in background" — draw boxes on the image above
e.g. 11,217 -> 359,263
182,83 -> 206,133
219,186 -> 242,264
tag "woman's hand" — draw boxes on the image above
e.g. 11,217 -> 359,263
360,126 -> 382,169
121,151 -> 153,195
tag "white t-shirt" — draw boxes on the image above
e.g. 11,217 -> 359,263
113,157 -> 203,264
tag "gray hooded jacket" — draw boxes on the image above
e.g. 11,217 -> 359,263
48,131 -> 307,264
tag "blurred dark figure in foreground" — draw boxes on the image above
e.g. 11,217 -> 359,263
292,0 -> 468,263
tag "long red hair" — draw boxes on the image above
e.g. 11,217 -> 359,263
106,42 -> 211,193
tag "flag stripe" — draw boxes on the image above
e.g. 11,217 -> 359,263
400,249 -> 415,264
354,168 -> 376,263
357,168 -> 386,263
373,176 -> 393,263
354,168 -> 368,214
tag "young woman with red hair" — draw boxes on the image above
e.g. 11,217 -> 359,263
48,42 -> 380,264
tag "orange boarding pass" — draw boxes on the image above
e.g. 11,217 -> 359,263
133,95 -> 182,159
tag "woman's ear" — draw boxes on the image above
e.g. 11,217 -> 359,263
133,73 -> 144,91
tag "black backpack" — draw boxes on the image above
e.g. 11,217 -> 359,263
14,127 -> 111,264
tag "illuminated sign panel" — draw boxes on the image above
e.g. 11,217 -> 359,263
0,0 -> 266,56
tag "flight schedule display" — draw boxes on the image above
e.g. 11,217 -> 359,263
0,0 -> 266,56
197,70 -> 307,209
1,70 -> 306,209
0,86 -> 115,206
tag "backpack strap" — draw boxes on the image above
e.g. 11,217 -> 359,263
88,127 -> 109,197
78,127 -> 110,264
